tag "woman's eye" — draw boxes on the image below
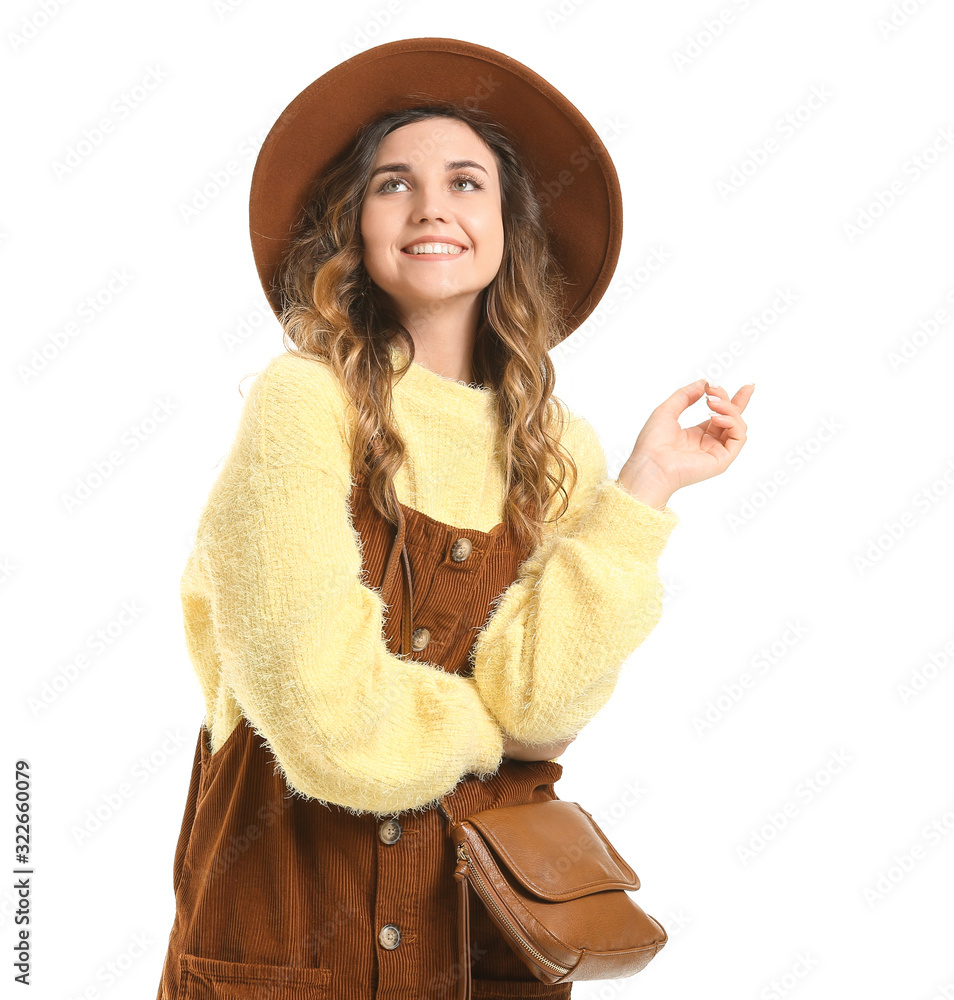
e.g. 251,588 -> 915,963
376,173 -> 484,194
451,173 -> 484,191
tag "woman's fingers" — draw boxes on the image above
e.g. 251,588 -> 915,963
656,379 -> 754,422
653,377 -> 710,419
702,407 -> 748,462
704,391 -> 748,434
706,380 -> 756,412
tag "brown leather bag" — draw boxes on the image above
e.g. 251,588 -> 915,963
383,486 -> 668,996
449,799 -> 668,994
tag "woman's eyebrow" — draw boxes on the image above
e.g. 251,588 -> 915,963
369,159 -> 489,178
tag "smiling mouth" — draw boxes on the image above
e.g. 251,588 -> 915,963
400,248 -> 468,258
401,241 -> 469,257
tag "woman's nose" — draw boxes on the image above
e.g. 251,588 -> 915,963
410,182 -> 451,221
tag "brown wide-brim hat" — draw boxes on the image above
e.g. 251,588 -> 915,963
249,36 -> 622,342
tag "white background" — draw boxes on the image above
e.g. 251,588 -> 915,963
4,1 -> 954,998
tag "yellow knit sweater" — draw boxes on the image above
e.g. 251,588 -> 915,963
180,344 -> 679,817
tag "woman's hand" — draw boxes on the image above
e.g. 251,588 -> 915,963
502,734 -> 577,761
618,379 -> 755,507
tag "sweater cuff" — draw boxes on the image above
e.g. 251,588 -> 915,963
455,676 -> 505,776
570,478 -> 680,562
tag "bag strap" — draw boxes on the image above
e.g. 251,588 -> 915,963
453,830 -> 473,1000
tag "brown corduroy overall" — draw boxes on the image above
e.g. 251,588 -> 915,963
156,468 -> 573,1000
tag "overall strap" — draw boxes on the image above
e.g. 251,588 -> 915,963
381,482 -> 414,657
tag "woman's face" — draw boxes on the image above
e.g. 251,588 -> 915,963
359,117 -> 504,317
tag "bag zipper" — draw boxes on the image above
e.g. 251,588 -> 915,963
456,841 -> 571,976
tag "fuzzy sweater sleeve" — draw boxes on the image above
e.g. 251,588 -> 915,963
181,353 -> 504,816
469,408 -> 679,747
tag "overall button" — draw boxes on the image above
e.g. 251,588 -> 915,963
450,537 -> 473,562
378,819 -> 403,844
379,924 -> 401,950
411,627 -> 430,651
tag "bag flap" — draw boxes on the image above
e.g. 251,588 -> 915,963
463,799 -> 640,901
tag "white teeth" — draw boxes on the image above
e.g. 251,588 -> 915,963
405,242 -> 464,255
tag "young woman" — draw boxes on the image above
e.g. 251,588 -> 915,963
157,38 -> 752,1000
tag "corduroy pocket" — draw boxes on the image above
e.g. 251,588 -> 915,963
178,953 -> 332,999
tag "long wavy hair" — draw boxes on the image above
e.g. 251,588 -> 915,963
274,100 -> 579,550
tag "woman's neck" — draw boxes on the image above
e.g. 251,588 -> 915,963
388,295 -> 483,384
